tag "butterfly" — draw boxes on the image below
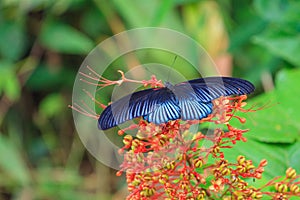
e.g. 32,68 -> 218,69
98,77 -> 255,130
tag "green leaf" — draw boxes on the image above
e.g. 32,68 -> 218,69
254,0 -> 300,26
149,0 -> 174,26
0,20 -> 27,60
288,141 -> 300,172
254,31 -> 300,67
111,0 -> 183,29
35,167 -> 87,200
253,0 -> 289,22
0,61 -> 20,101
39,20 -> 94,54
234,69 -> 300,143
252,1 -> 300,67
112,0 -> 150,27
229,18 -> 266,52
80,7 -> 109,38
0,134 -> 30,185
26,64 -> 76,91
39,93 -> 65,118
242,95 -> 298,143
275,69 -> 300,130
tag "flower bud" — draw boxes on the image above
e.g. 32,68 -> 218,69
237,155 -> 245,165
165,161 -> 175,170
159,174 -> 169,184
193,158 -> 203,168
251,191 -> 262,199
118,130 -> 125,135
144,173 -> 152,181
192,132 -> 204,140
180,180 -> 189,190
247,164 -> 255,170
213,146 -> 220,153
221,168 -> 230,175
275,182 -> 288,193
259,159 -> 267,167
286,167 -> 297,179
123,135 -> 132,146
237,165 -> 246,173
131,139 -> 140,150
290,184 -> 300,193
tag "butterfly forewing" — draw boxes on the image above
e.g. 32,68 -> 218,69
98,88 -> 154,130
184,77 -> 255,102
98,87 -> 179,130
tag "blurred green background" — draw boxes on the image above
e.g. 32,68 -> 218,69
0,0 -> 300,199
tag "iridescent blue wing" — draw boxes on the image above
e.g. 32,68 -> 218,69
172,84 -> 213,120
173,77 -> 254,120
178,99 -> 213,120
143,90 -> 180,124
177,77 -> 255,102
98,88 -> 156,130
98,77 -> 255,130
98,87 -> 180,130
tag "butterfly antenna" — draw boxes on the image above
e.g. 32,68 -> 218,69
166,56 -> 177,83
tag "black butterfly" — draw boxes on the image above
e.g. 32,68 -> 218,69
98,77 -> 255,130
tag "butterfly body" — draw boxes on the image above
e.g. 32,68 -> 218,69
98,77 -> 255,130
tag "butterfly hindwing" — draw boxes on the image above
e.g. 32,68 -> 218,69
178,98 -> 213,120
171,84 -> 213,120
143,90 -> 180,124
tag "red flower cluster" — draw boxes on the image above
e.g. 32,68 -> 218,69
116,95 -> 272,199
